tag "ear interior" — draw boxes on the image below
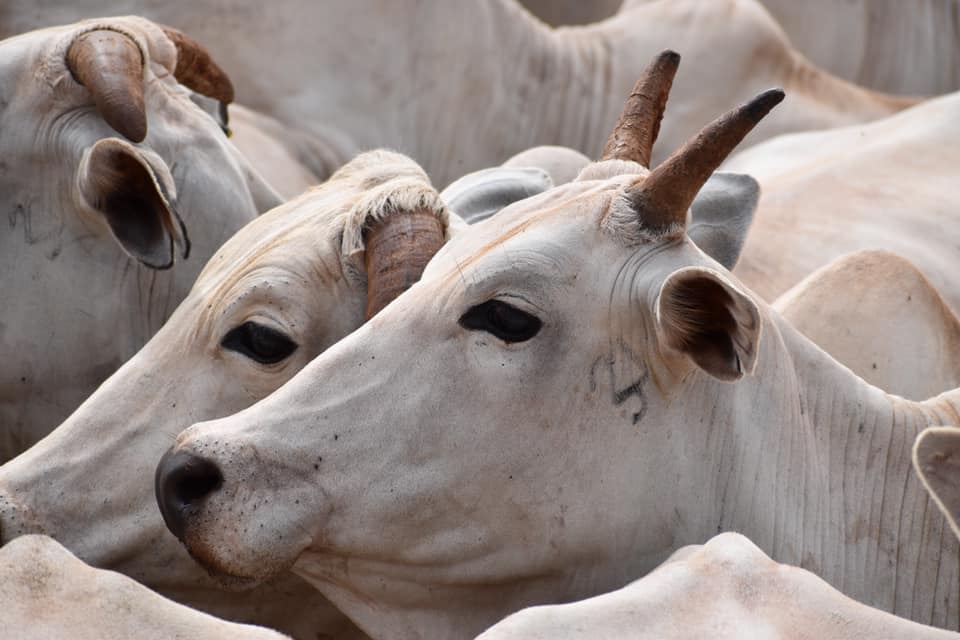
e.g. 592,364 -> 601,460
656,267 -> 761,381
687,172 -> 759,270
78,138 -> 188,269
913,427 -> 960,541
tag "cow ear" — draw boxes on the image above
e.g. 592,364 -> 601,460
913,427 -> 960,540
440,167 -> 553,224
76,138 -> 189,269
687,173 -> 759,270
655,266 -> 761,381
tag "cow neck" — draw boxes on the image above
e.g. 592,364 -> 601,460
706,308 -> 960,629
414,0 -> 614,178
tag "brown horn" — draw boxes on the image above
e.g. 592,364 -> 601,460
363,211 -> 446,319
626,88 -> 784,233
601,50 -> 680,168
161,27 -> 234,104
67,30 -> 147,142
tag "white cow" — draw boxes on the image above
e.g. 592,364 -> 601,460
0,535 -> 289,640
761,0 -> 960,95
477,532 -> 959,640
0,0 -> 916,184
775,250 -> 960,400
727,90 -> 960,314
0,149 -> 454,639
0,17 -> 281,461
154,57 -> 960,639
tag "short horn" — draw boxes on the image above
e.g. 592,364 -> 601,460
364,211 -> 446,319
67,30 -> 147,142
601,50 -> 680,168
161,27 -> 234,104
627,88 -> 784,233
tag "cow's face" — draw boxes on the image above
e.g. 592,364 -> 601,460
157,57 -> 780,633
158,178 -> 763,617
0,151 -> 449,593
0,17 -> 279,457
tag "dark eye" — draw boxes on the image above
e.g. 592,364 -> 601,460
221,321 -> 298,364
459,300 -> 542,343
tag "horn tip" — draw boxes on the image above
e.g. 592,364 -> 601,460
747,88 -> 785,123
657,49 -> 681,67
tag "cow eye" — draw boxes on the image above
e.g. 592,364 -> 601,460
221,321 -> 298,364
459,300 -> 542,343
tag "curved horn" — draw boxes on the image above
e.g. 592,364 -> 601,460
601,50 -> 680,168
364,211 -> 446,319
161,27 -> 234,104
626,88 -> 784,233
67,30 -> 147,142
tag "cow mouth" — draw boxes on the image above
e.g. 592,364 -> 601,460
181,538 -> 265,591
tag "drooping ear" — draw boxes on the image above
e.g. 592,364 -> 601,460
913,427 -> 960,540
440,167 -> 553,224
76,138 -> 189,269
688,173 -> 759,270
656,266 -> 761,381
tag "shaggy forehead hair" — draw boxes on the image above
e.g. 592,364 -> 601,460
331,150 -> 450,263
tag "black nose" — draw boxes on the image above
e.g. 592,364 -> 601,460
155,449 -> 223,541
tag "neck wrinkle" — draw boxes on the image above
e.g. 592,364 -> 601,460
738,311 -> 960,629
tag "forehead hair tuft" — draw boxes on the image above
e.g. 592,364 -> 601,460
335,151 -> 450,262
601,179 -> 687,247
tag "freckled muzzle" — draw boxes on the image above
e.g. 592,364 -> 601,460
154,449 -> 224,542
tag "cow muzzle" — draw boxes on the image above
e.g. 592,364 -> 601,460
154,449 -> 224,542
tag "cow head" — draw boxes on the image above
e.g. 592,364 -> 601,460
0,150 -> 448,627
0,17 -> 281,458
156,53 -> 780,636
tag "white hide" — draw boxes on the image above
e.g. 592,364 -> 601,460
477,532 -> 959,640
0,535 -> 289,640
0,0 -> 916,184
760,0 -> 960,95
776,250 -> 960,400
728,91 -> 960,314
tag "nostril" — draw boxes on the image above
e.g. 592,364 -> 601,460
155,449 -> 223,541
174,458 -> 223,505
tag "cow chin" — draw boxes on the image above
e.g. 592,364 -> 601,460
179,523 -> 300,592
